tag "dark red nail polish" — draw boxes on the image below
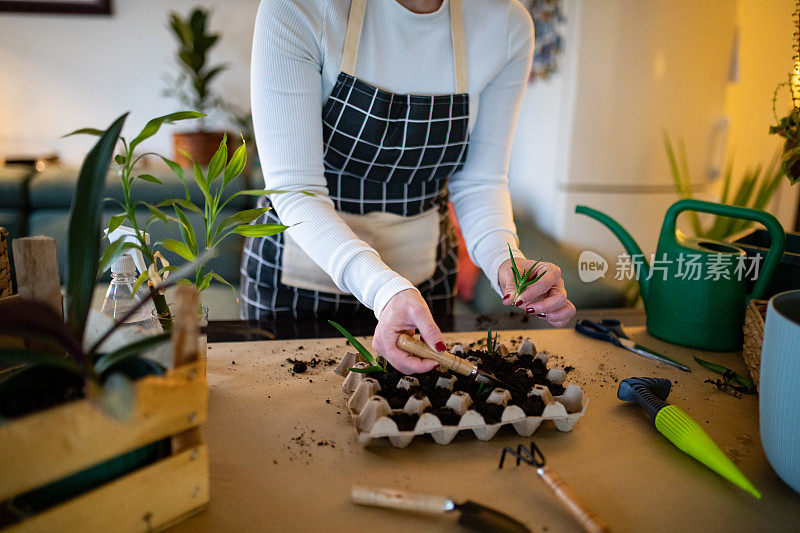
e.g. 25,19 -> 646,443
537,313 -> 547,318
502,294 -> 511,300
435,341 -> 446,352
514,300 -> 523,307
526,307 -> 535,315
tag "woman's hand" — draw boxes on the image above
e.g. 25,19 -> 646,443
498,258 -> 576,327
373,289 -> 445,374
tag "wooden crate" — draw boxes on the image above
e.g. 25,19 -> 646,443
0,286 -> 209,532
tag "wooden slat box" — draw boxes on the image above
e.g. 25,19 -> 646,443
0,287 -> 209,532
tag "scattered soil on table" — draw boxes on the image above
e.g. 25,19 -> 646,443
286,356 -> 338,375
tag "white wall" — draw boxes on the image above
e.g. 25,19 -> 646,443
510,0 -> 798,261
0,0 -> 259,166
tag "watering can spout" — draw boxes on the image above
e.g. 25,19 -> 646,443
575,205 -> 650,300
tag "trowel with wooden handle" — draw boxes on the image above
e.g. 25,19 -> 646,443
351,486 -> 531,533
396,333 -> 520,392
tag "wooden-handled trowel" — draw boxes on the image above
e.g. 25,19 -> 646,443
396,334 -> 519,392
352,486 -> 531,533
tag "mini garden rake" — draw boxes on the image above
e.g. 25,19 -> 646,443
499,442 -> 610,533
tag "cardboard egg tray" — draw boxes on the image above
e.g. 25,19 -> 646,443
334,339 -> 588,448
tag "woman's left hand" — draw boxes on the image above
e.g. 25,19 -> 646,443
498,258 -> 576,327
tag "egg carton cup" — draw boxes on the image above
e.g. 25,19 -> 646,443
334,344 -> 588,448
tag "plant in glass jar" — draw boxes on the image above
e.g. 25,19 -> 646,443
769,0 -> 800,185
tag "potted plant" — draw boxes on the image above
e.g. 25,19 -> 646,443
164,7 -> 231,168
71,113 -> 292,335
0,114 -> 209,527
769,1 -> 800,186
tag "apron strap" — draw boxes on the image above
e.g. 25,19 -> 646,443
340,0 -> 468,94
449,0 -> 468,94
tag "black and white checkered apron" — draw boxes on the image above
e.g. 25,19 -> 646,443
240,0 -> 470,319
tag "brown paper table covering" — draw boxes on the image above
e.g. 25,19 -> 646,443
171,327 -> 799,532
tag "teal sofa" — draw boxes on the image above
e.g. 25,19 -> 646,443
3,164 -> 258,319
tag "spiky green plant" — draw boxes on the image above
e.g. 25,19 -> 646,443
507,246 -> 546,300
663,133 -> 784,240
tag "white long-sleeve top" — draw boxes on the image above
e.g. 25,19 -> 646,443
251,0 -> 533,318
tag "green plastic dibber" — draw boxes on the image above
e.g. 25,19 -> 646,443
618,377 -> 761,499
655,405 -> 761,498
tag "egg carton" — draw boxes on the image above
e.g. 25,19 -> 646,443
333,340 -> 588,448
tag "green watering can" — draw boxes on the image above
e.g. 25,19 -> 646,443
576,199 -> 785,351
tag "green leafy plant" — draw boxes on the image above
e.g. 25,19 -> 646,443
68,111 -> 204,323
328,320 -> 388,374
0,114 -> 208,419
486,328 -> 497,355
769,0 -> 800,185
663,133 -> 784,240
475,381 -> 492,401
164,8 -> 226,124
140,134 -> 292,296
507,245 -> 546,300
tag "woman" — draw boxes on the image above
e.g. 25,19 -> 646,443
241,0 -> 575,373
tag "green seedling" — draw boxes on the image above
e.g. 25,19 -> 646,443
693,356 -> 756,395
508,245 -> 546,300
475,381 -> 492,401
329,321 -> 388,374
486,328 -> 498,355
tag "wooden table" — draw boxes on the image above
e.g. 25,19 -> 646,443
172,327 -> 799,532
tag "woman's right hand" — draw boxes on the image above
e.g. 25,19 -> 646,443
372,288 -> 445,374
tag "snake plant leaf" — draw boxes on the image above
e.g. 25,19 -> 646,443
66,113 -> 127,342
0,299 -> 85,362
128,111 -> 204,152
328,320 -> 379,368
207,133 -> 227,184
93,332 -> 171,375
232,223 -> 289,238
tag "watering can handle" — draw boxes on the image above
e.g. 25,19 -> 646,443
662,199 -> 786,299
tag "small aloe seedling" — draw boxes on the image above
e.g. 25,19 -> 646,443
329,321 -> 387,374
508,245 -> 546,300
487,328 -> 498,355
475,381 -> 492,401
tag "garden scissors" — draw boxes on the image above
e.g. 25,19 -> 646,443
575,319 -> 691,372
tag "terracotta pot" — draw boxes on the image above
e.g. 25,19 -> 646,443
173,130 -> 229,168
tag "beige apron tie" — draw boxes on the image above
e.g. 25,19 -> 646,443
341,0 -> 468,94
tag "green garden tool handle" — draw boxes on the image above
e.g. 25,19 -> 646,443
661,199 -> 785,299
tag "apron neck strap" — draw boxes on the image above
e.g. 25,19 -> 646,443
340,0 -> 468,94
